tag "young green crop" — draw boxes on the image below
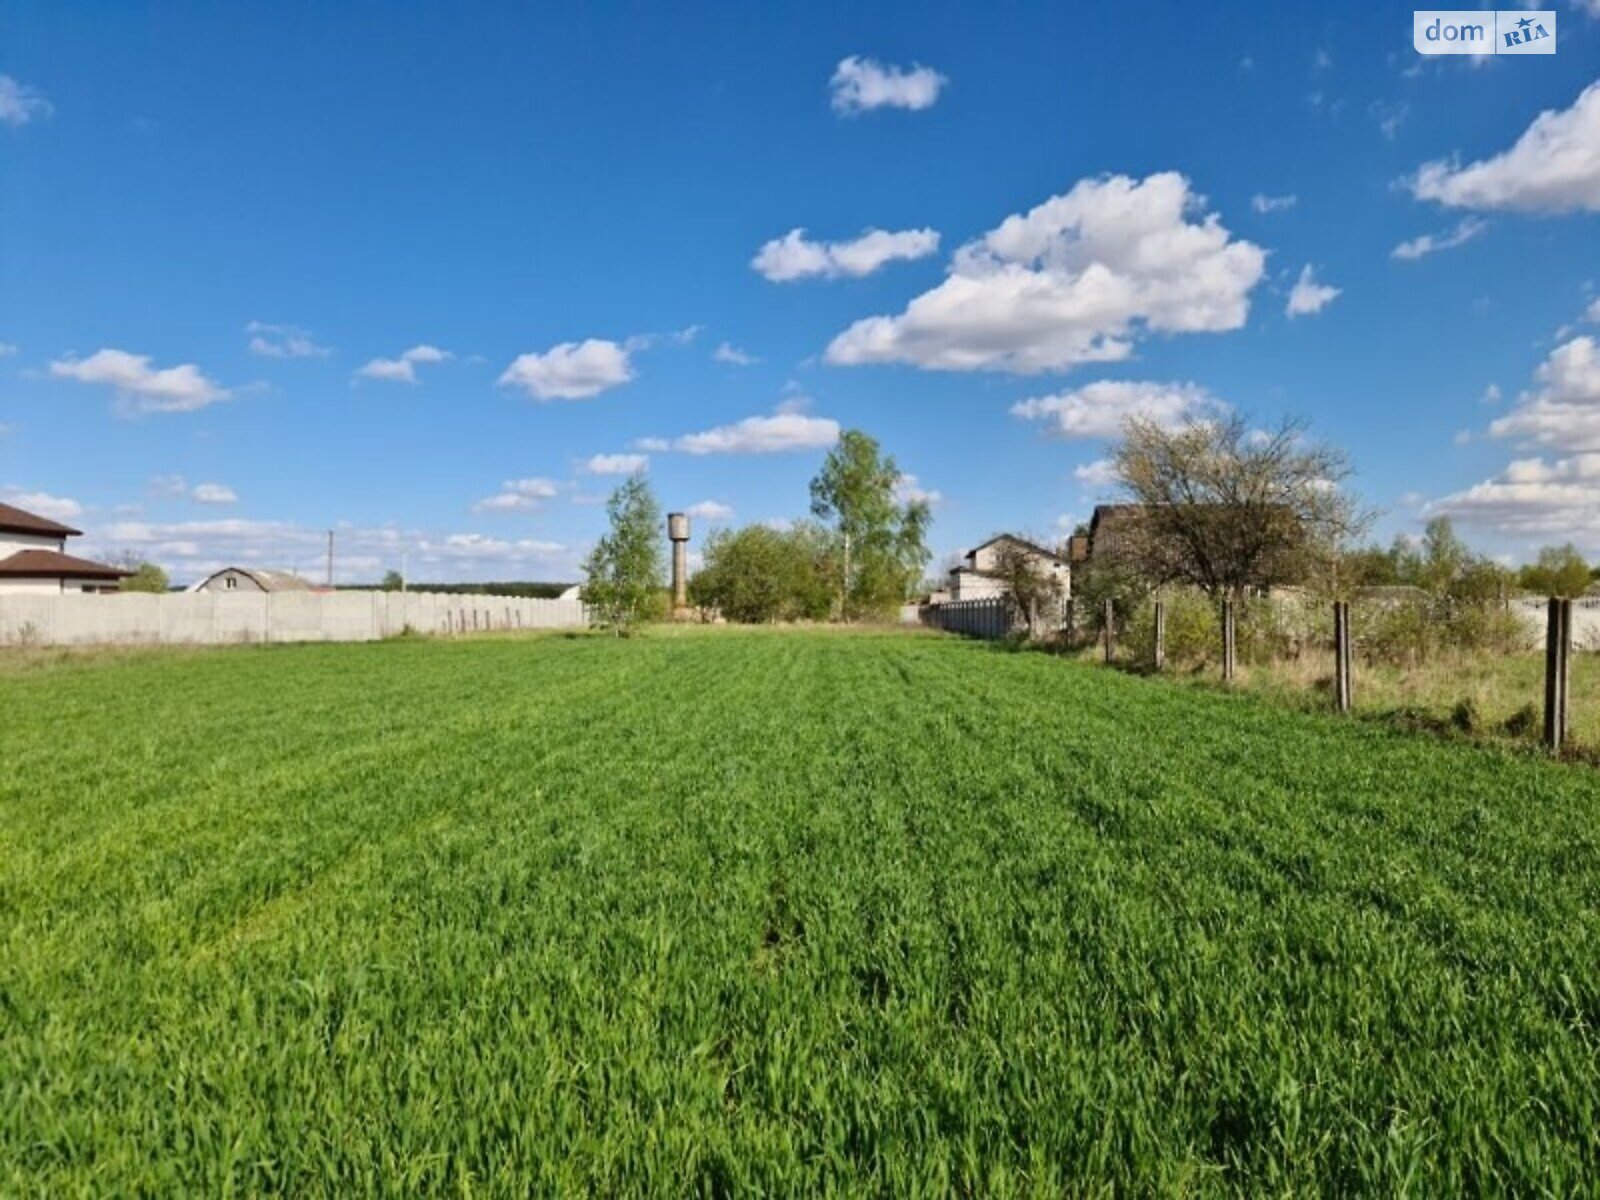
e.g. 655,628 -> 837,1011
2,629 -> 1598,1193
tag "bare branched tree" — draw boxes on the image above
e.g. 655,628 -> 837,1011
1109,414 -> 1368,598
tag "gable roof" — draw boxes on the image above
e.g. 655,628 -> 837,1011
0,549 -> 129,580
0,500 -> 81,539
966,533 -> 1068,565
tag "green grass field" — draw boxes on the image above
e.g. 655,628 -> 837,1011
4,629 -> 1600,1194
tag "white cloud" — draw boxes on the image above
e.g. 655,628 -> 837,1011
1584,297 -> 1600,324
894,473 -> 943,506
356,344 -> 450,384
472,477 -> 561,513
752,227 -> 940,282
648,411 -> 841,455
1073,459 -> 1120,488
0,75 -> 52,127
1011,380 -> 1224,440
686,500 -> 734,521
82,517 -> 577,586
2,488 -> 81,521
247,320 -> 330,359
582,453 -> 649,475
0,342 -> 17,356
498,338 -> 633,400
191,482 -> 238,505
149,474 -> 188,497
1392,216 -> 1488,260
829,56 -> 946,114
1286,264 -> 1341,318
1410,81 -> 1600,213
1486,335 -> 1600,448
1428,452 -> 1600,543
1251,193 -> 1297,214
713,342 -> 759,366
49,348 -> 227,413
825,172 -> 1266,373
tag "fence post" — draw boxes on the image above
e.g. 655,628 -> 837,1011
1332,600 -> 1353,713
1544,597 -> 1571,753
1103,598 -> 1115,664
1153,600 -> 1166,672
1221,599 -> 1236,683
1065,597 -> 1075,644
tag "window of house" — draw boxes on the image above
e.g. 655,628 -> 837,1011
225,576 -> 237,590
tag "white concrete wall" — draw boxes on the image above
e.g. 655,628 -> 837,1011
0,590 -> 590,646
0,531 -> 67,558
0,577 -> 67,596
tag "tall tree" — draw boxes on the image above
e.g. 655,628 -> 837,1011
581,475 -> 665,633
1109,414 -> 1365,598
809,430 -> 931,620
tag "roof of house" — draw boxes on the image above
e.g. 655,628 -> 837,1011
966,533 -> 1069,565
0,500 -> 81,539
0,549 -> 130,580
195,567 -> 314,592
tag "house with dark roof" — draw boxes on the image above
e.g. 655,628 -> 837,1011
0,501 -> 130,594
946,533 -> 1072,602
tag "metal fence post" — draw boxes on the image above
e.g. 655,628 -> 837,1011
1334,600 -> 1353,714
1153,600 -> 1166,671
1221,598 -> 1236,683
1103,598 -> 1115,664
1544,597 -> 1571,752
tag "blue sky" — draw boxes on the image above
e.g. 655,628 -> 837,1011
3,2 -> 1600,584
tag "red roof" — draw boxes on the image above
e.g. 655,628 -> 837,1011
0,549 -> 130,580
0,500 -> 81,538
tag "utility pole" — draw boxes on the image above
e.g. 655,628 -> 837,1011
401,548 -> 408,595
326,530 -> 334,589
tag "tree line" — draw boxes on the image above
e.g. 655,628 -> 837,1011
582,429 -> 931,631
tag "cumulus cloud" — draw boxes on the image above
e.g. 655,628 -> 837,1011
1286,264 -> 1341,317
248,320 -> 330,359
829,56 -> 946,114
1428,452 -> 1600,543
752,227 -> 940,282
356,344 -> 450,383
686,500 -> 734,521
1410,81 -> 1600,213
825,172 -> 1266,373
472,477 -> 561,513
0,75 -> 51,127
49,348 -> 227,413
644,410 -> 841,455
82,517 -> 577,586
498,338 -> 633,400
1251,193 -> 1297,214
1486,335 -> 1600,448
1073,459 -> 1120,488
191,482 -> 238,505
1392,216 -> 1489,261
712,342 -> 759,366
2,487 -> 82,521
1430,334 -> 1600,542
582,453 -> 649,475
1011,380 -> 1224,440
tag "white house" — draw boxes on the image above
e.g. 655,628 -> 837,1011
946,534 -> 1071,602
0,501 -> 130,595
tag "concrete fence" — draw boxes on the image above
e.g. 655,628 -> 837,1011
920,597 -> 1019,640
0,590 -> 590,647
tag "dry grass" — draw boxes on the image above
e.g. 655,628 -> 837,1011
1157,649 -> 1600,752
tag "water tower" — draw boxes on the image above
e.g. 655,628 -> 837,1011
667,511 -> 690,613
